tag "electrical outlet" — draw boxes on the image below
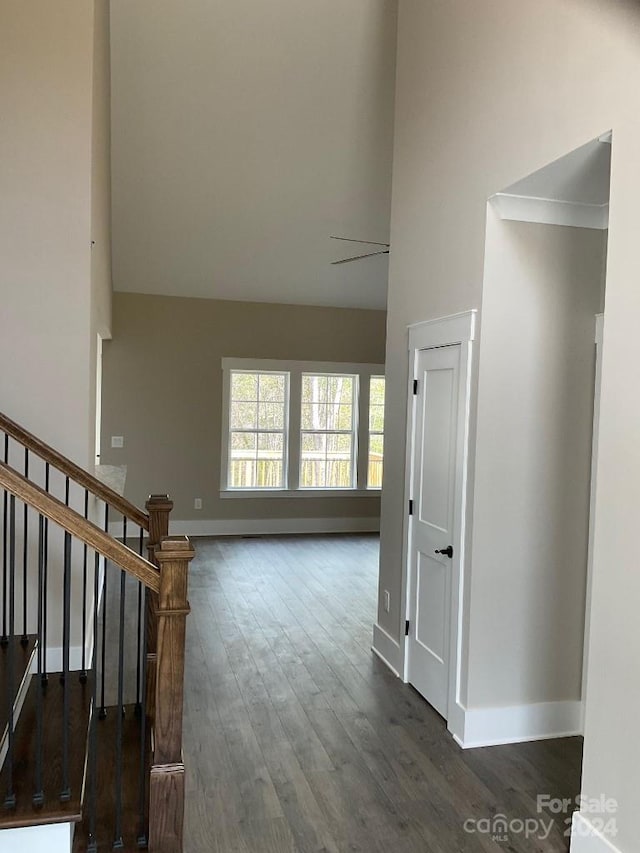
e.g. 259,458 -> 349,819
111,436 -> 124,449
194,498 -> 203,510
383,590 -> 391,613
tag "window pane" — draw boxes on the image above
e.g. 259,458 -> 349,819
328,375 -> 353,405
300,433 -> 326,488
327,433 -> 353,488
231,372 -> 258,401
370,376 -> 385,405
258,374 -> 286,402
301,432 -> 326,454
230,432 -> 257,452
229,430 -> 284,489
230,401 -> 258,430
329,404 -> 352,431
368,376 -> 385,489
300,432 -> 353,488
258,433 -> 283,452
256,432 -> 283,488
301,403 -> 327,430
368,435 -> 384,489
258,401 -> 285,430
302,374 -> 327,404
369,405 -> 384,433
229,432 -> 257,488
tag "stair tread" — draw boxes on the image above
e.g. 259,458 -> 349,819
0,673 -> 91,829
0,635 -> 38,739
72,704 -> 148,852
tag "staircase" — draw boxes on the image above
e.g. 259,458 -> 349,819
0,412 -> 193,852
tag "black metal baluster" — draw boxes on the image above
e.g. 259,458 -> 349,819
64,475 -> 70,506
60,531 -> 71,802
81,489 -> 89,683
21,448 -> 29,645
1,433 -> 8,646
99,504 -> 109,720
4,496 -> 16,809
42,463 -> 50,686
113,517 -> 127,849
33,514 -> 45,807
137,590 -> 149,848
87,550 -> 100,853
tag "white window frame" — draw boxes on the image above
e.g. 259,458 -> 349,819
223,367 -> 290,491
220,358 -> 384,498
299,371 -> 359,490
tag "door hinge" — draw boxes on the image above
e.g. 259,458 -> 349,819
408,499 -> 414,516
405,620 -> 410,636
413,379 -> 418,395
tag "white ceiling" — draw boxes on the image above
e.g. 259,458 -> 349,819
110,1 -> 398,311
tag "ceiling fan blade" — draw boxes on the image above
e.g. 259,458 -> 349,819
330,236 -> 390,247
331,250 -> 390,265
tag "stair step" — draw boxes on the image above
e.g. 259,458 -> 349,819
72,704 -> 148,852
0,636 -> 38,767
0,673 -> 91,830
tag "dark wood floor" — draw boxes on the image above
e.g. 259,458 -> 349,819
183,534 -> 582,853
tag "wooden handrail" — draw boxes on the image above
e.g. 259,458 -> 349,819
0,411 -> 149,530
0,461 -> 159,592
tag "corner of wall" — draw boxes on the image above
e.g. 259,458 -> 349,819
372,622 -> 402,677
570,811 -> 623,853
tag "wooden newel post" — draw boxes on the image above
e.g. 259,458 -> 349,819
148,535 -> 194,853
146,494 -> 173,551
145,495 -> 173,723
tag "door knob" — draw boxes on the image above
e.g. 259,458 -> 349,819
435,545 -> 453,559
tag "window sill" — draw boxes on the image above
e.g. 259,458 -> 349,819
220,488 -> 381,499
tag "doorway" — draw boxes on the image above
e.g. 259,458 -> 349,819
402,135 -> 610,749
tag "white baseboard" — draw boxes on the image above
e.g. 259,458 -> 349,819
371,622 -> 402,676
109,516 -> 380,538
0,821 -> 72,853
453,699 -> 583,748
570,812 -> 622,853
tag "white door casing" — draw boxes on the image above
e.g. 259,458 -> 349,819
402,311 -> 476,738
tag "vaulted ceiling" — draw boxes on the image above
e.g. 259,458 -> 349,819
110,1 -> 398,310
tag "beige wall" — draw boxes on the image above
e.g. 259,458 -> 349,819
101,293 -> 385,524
0,1 -> 112,651
89,0 -> 114,462
0,0 -> 95,463
382,1 -> 640,848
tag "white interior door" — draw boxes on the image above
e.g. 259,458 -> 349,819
407,344 -> 461,719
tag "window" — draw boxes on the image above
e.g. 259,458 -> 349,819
221,359 -> 384,495
300,374 -> 357,488
227,370 -> 288,489
368,376 -> 385,489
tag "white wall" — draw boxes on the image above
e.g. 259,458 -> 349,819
467,215 -> 606,708
379,1 -> 640,849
